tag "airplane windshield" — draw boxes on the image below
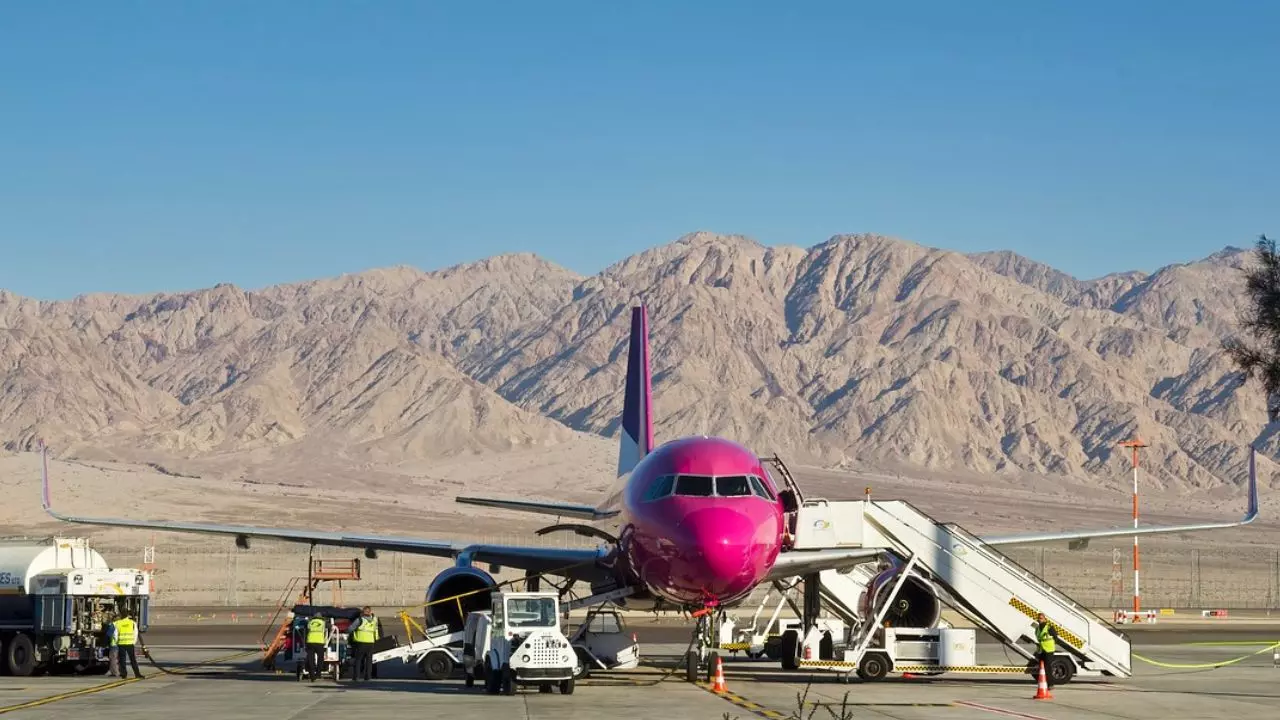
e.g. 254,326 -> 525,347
674,475 -> 714,496
715,475 -> 752,496
506,597 -> 557,628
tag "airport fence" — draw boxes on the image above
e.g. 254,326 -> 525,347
91,537 -> 1280,611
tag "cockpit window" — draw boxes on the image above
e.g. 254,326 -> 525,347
673,475 -> 714,496
748,475 -> 776,500
644,474 -> 675,501
715,475 -> 752,496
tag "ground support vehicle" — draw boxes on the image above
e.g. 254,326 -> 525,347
462,591 -> 578,695
0,537 -> 149,677
566,608 -> 639,678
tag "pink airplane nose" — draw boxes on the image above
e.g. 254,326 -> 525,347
676,507 -> 766,598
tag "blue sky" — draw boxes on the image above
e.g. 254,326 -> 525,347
1,1 -> 1275,300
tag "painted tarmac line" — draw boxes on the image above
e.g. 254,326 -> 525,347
695,682 -> 788,719
953,700 -> 1057,719
0,650 -> 255,715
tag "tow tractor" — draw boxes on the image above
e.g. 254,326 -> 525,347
462,590 -> 578,695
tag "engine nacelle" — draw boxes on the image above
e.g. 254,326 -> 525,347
425,565 -> 497,633
860,565 -> 942,629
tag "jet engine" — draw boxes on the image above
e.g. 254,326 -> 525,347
424,565 -> 497,633
860,564 -> 942,628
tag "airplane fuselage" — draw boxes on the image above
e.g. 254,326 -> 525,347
608,435 -> 785,609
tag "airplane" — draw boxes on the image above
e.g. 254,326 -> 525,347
39,303 -> 1260,677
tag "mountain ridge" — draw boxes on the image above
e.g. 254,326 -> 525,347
1,232 -> 1269,494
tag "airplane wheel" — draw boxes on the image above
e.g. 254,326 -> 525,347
705,652 -> 719,684
684,651 -> 698,683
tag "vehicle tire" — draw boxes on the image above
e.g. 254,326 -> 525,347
464,670 -> 475,688
501,665 -> 516,695
484,664 -> 498,694
573,648 -> 591,679
763,637 -> 781,661
0,636 -> 8,677
857,652 -> 889,682
779,630 -> 799,671
421,652 -> 454,680
1048,655 -> 1075,685
559,676 -> 575,695
684,651 -> 698,683
705,651 -> 719,684
4,633 -> 35,677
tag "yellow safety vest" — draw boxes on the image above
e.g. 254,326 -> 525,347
306,618 -> 327,644
351,616 -> 378,644
1036,622 -> 1056,653
114,618 -> 137,646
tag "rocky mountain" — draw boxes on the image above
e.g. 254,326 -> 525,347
0,232 -> 1268,491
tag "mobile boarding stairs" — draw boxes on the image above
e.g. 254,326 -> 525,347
743,495 -> 1131,683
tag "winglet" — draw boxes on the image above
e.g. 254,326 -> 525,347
1244,443 -> 1260,523
39,439 -> 54,515
617,304 -> 655,477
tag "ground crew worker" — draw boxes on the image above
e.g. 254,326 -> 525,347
305,614 -> 328,681
348,606 -> 379,683
104,612 -> 119,676
1034,612 -> 1059,687
112,611 -> 144,679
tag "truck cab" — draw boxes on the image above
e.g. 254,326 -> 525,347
463,591 -> 576,695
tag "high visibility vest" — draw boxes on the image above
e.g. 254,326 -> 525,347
306,618 -> 327,644
1036,622 -> 1056,653
114,618 -> 137,646
351,616 -> 378,644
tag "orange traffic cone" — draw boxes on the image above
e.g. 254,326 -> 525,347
1033,660 -> 1053,700
711,656 -> 727,693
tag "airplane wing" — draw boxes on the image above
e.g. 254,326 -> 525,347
981,444 -> 1261,548
37,444 -> 609,583
765,445 -> 1262,579
454,496 -> 618,522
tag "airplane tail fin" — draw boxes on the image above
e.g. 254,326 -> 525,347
617,304 -> 655,477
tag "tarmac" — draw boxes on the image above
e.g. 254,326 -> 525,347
1,620 -> 1277,718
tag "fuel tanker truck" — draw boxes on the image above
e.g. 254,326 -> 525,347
0,537 -> 150,676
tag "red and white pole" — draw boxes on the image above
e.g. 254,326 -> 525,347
1120,436 -> 1148,616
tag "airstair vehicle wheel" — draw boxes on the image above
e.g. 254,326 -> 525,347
1048,656 -> 1075,685
856,652 -> 888,682
779,630 -> 799,671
